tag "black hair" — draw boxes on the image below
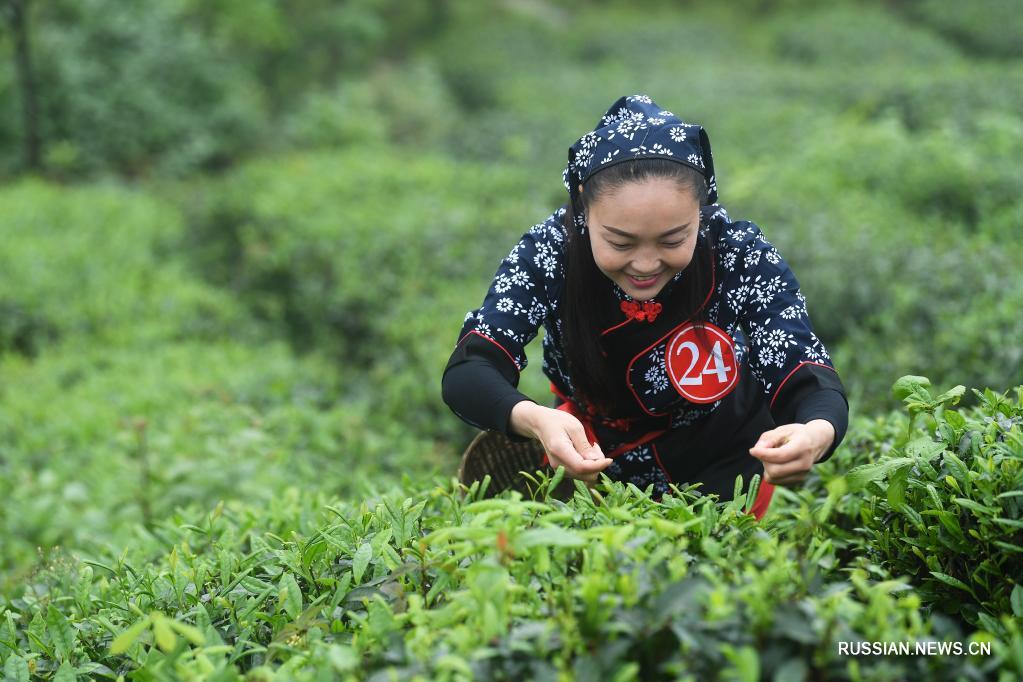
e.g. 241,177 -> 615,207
562,158 -> 713,415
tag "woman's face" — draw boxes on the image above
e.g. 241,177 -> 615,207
584,177 -> 701,301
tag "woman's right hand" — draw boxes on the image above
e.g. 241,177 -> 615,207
509,401 -> 612,484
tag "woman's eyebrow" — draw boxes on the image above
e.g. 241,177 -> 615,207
602,222 -> 691,238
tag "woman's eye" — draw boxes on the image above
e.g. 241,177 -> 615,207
608,236 -> 687,250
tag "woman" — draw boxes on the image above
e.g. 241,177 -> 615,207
441,94 -> 848,518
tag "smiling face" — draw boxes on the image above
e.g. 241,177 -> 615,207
583,176 -> 701,301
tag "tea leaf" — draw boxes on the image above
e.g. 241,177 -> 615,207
994,517 -> 1023,529
887,466 -> 909,507
168,619 -> 206,646
45,606 -> 75,662
279,573 -> 304,619
943,410 -> 967,431
152,613 -> 177,652
934,385 -> 966,406
3,656 -> 29,682
743,474 -> 761,515
846,457 -> 914,491
53,662 -> 76,682
110,615 -> 151,654
993,540 -> 1023,554
328,644 -> 359,672
547,465 -> 566,497
353,543 -> 373,584
930,572 -> 976,597
953,498 -> 998,516
519,527 -> 586,548
893,375 -> 931,401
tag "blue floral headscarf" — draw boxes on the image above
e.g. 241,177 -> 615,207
563,94 -> 718,234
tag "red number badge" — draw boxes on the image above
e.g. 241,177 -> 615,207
666,322 -> 739,403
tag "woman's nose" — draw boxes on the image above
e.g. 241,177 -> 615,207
632,251 -> 662,273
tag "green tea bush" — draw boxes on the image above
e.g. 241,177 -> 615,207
768,376 -> 1023,640
24,0 -> 264,177
770,4 -> 962,68
726,117 -> 1023,409
0,474 -> 1017,680
181,148 -> 552,440
834,66 -> 1023,136
0,180 -> 256,357
283,59 -> 460,151
0,53 -> 19,176
906,0 -> 1023,58
0,339 -> 447,592
851,377 -> 1023,632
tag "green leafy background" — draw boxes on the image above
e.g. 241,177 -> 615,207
1,0 -> 1021,679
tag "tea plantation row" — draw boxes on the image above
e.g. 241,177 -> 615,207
1,379 -> 1020,680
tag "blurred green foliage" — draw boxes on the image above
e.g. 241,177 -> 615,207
1,1 -> 1022,675
0,180 -> 255,355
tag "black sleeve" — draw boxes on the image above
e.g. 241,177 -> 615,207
769,364 -> 849,464
441,333 -> 537,443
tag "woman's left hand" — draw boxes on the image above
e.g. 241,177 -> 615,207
748,420 -> 836,487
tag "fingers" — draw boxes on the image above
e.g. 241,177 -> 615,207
547,436 -> 611,478
763,466 -> 808,487
761,458 -> 810,483
536,409 -> 611,479
567,423 -> 604,461
749,425 -> 802,463
750,424 -> 798,449
550,442 -> 611,474
579,440 -> 605,461
751,424 -> 816,486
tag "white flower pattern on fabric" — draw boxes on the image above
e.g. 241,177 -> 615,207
643,347 -> 670,395
533,242 -> 559,279
743,247 -> 762,269
780,292 -> 808,320
726,228 -> 747,243
724,221 -> 834,398
456,213 -> 568,371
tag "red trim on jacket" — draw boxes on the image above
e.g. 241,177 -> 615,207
549,381 -> 571,403
457,330 -> 522,373
600,318 -> 632,336
768,361 -> 838,410
606,429 -> 669,458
